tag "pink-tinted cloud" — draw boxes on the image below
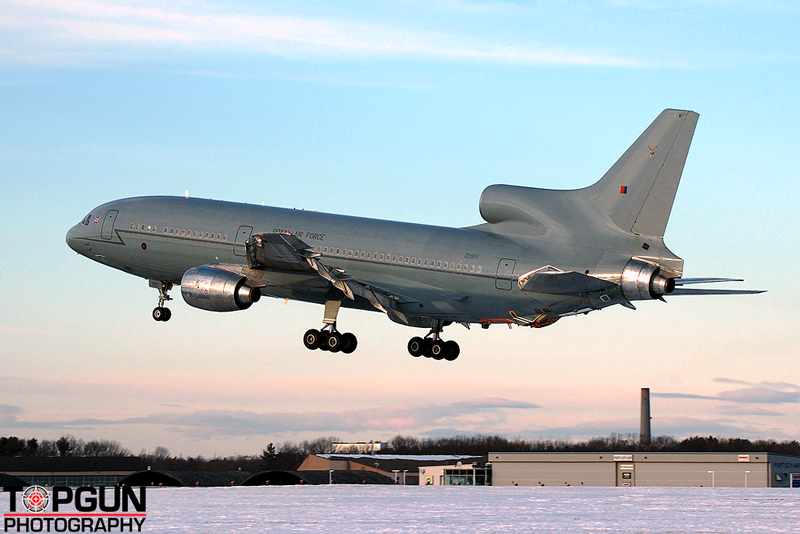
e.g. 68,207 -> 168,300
1,397 -> 540,439
717,387 -> 800,404
654,379 -> 800,405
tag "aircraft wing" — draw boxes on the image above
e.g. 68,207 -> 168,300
245,232 -> 417,310
518,268 -> 616,295
247,232 -> 318,272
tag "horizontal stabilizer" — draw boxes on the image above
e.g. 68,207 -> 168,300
674,277 -> 744,285
671,277 -> 765,295
518,269 -> 616,295
671,288 -> 766,296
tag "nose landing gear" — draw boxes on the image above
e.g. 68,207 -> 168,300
151,281 -> 173,322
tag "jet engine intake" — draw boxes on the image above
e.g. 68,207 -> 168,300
621,259 -> 676,301
181,266 -> 260,312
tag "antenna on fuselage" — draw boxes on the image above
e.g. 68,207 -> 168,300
185,190 -> 189,199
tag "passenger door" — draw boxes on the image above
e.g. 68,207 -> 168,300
101,210 -> 118,240
495,258 -> 516,290
234,225 -> 253,257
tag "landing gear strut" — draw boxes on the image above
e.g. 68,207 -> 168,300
407,320 -> 460,361
303,297 -> 358,354
151,281 -> 172,322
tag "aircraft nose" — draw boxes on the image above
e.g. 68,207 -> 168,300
66,224 -> 85,253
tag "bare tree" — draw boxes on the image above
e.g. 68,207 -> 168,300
301,436 -> 339,455
83,439 -> 131,457
36,440 -> 59,457
56,435 -> 84,457
153,446 -> 170,460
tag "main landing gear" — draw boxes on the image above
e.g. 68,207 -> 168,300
303,326 -> 358,354
407,320 -> 460,361
303,297 -> 358,354
152,281 -> 172,322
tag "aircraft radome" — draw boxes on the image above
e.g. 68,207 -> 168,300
66,109 -> 763,361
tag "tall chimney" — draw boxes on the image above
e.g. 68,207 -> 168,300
640,388 -> 651,446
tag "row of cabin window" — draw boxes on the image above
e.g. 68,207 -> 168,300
129,223 -> 227,241
314,245 -> 482,274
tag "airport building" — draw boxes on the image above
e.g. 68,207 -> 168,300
299,454 -> 483,485
0,457 -> 146,487
490,452 -> 800,488
418,461 -> 491,486
331,441 -> 388,454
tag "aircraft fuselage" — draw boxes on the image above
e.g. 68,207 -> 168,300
66,196 -> 620,326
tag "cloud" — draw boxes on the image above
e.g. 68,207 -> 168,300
714,378 -> 800,391
652,392 -> 716,401
0,0 -> 644,67
717,388 -> 800,404
0,404 -> 23,425
654,379 -> 800,406
716,406 -> 784,417
0,397 -> 540,439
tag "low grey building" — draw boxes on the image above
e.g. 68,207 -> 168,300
0,457 -> 147,487
490,452 -> 800,487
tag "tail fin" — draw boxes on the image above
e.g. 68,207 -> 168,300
581,109 -> 698,237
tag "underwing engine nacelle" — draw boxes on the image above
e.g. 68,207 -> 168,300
181,266 -> 261,312
620,259 -> 676,301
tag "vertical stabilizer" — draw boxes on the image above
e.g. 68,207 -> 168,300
582,109 -> 698,237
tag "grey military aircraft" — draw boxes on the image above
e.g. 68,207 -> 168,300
66,109 -> 762,361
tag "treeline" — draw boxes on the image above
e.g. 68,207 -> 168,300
382,434 -> 800,456
134,438 -> 343,472
4,434 -> 800,473
0,436 -> 129,457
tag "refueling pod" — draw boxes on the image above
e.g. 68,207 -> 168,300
181,266 -> 261,312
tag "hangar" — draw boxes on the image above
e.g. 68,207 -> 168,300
0,457 -> 146,487
490,452 -> 800,487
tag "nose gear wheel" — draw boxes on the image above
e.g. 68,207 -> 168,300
151,281 -> 173,322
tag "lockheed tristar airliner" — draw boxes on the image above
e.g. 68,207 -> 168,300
66,109 -> 762,361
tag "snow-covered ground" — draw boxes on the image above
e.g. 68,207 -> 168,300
137,485 -> 798,533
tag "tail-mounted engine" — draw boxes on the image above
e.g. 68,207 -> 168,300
621,259 -> 675,301
181,266 -> 261,312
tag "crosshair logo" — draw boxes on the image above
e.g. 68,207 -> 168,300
21,486 -> 50,513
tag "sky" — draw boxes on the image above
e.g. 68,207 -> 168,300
1,0 -> 799,458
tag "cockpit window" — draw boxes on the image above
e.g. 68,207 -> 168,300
81,213 -> 92,226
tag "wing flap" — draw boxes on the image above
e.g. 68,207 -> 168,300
246,232 -> 417,309
247,233 -> 316,272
